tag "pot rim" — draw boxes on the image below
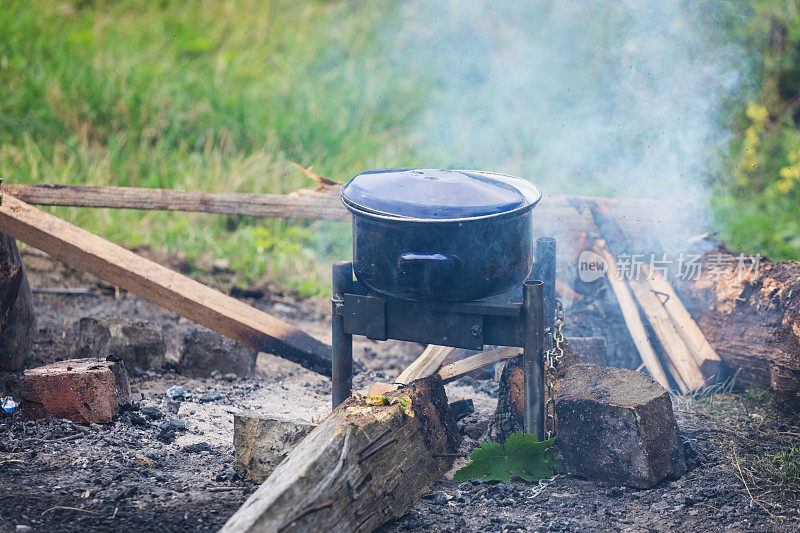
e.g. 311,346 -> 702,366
341,170 -> 542,223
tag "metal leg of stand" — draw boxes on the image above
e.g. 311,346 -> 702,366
523,279 -> 545,439
331,261 -> 353,409
534,236 -> 557,346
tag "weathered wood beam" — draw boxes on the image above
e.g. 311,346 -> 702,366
221,376 -> 460,532
3,184 -> 704,240
4,183 -> 349,221
593,242 -> 672,390
0,194 -> 332,376
627,275 -> 706,391
642,265 -> 723,381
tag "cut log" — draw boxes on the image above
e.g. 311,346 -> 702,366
220,375 -> 460,532
438,346 -> 520,383
642,265 -> 723,381
0,195 -> 332,376
675,251 -> 800,409
395,344 -> 454,385
626,276 -> 706,391
0,234 -> 33,371
592,242 -> 670,390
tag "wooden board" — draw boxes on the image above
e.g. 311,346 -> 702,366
593,243 -> 671,390
220,376 -> 460,532
4,183 -> 349,221
438,346 -> 520,383
0,195 -> 332,376
3,184 -> 705,241
642,265 -> 722,380
627,276 -> 706,391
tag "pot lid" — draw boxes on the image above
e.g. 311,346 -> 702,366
340,168 -> 541,220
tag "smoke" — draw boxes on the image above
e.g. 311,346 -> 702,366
388,1 -> 745,205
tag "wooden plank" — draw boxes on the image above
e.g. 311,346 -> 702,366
3,184 -> 704,239
438,346 -> 520,383
4,183 -> 349,221
0,194 -> 332,376
395,344 -> 454,385
642,265 -> 723,381
627,275 -> 706,391
220,376 -> 460,532
593,242 -> 671,390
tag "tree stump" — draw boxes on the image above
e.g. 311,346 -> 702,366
489,340 -> 584,443
0,234 -> 34,371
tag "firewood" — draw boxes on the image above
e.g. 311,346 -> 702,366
437,346 -> 521,383
593,242 -> 670,390
220,375 -> 460,532
0,195 -> 332,376
626,276 -> 706,391
395,344 -> 454,385
642,264 -> 723,381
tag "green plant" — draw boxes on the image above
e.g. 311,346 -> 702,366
753,443 -> 800,493
453,432 -> 562,483
745,386 -> 774,403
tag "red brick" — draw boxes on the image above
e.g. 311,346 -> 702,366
21,358 -> 130,424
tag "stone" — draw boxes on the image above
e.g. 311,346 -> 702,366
21,358 -> 131,424
183,441 -> 212,454
178,326 -> 257,378
233,413 -> 316,482
555,363 -> 686,488
74,317 -> 165,373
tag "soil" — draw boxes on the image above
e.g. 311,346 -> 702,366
1,246 -> 799,532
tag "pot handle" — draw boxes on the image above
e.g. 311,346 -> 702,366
398,253 -> 459,273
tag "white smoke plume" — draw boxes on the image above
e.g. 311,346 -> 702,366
388,1 -> 745,205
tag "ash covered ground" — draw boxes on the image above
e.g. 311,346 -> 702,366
1,248 -> 798,532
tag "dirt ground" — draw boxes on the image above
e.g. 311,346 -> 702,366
1,247 -> 799,532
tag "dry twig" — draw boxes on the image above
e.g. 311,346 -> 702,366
290,162 -> 339,187
42,506 -> 98,516
731,444 -> 779,520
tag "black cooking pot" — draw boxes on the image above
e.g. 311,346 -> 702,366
341,168 -> 542,301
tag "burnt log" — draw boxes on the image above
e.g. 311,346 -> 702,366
0,234 -> 33,371
676,252 -> 800,409
221,375 -> 460,532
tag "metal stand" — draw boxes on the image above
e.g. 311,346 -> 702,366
330,238 -> 557,439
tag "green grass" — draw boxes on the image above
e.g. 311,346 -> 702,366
2,1 -> 798,298
0,0 -> 425,295
754,442 -> 800,493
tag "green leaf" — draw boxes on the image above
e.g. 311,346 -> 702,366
453,432 -> 562,483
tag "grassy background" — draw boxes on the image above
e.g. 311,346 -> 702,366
0,0 -> 427,295
1,1 -> 799,296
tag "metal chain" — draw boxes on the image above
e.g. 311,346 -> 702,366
544,299 -> 565,440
